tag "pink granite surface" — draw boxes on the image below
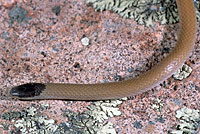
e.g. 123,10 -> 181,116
0,0 -> 199,133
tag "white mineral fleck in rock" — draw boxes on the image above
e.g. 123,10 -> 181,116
81,37 -> 90,46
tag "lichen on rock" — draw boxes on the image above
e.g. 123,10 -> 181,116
8,4 -> 31,24
86,0 -> 200,26
14,107 -> 58,134
173,64 -> 193,80
86,0 -> 116,11
62,98 -> 127,134
87,99 -> 124,122
171,107 -> 200,134
63,109 -> 116,134
1,98 -> 126,133
1,107 -> 58,134
151,98 -> 165,112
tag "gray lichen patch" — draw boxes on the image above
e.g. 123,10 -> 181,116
151,98 -> 165,112
8,5 -> 31,24
0,98 -> 125,133
86,0 -> 200,27
133,120 -> 143,129
2,111 -> 22,121
86,0 -> 116,11
194,0 -> 200,23
1,107 -> 58,134
171,107 -> 200,134
62,98 -> 127,134
154,115 -> 165,123
86,99 -> 125,122
14,107 -> 58,134
0,122 -> 10,130
63,109 -> 116,134
52,6 -> 61,16
173,64 -> 192,80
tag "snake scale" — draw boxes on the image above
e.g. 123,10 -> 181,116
10,0 -> 197,100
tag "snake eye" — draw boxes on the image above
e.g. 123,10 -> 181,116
10,83 -> 45,98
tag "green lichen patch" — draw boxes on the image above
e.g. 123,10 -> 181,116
86,0 -> 200,27
171,107 -> 200,134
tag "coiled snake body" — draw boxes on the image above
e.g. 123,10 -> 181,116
10,0 -> 197,100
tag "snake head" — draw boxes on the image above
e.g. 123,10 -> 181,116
10,83 -> 45,98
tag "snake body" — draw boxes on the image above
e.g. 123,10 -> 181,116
10,0 -> 197,100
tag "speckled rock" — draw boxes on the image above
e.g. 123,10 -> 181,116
0,0 -> 199,133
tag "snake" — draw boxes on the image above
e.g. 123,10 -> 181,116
10,0 -> 197,100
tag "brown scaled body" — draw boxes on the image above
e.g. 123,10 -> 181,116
10,0 -> 197,100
